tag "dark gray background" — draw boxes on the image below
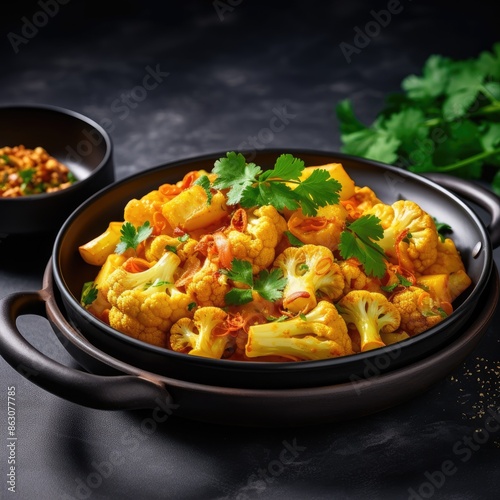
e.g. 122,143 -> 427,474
1,1 -> 499,499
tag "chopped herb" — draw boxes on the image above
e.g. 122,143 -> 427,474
433,217 -> 453,242
284,230 -> 305,247
115,221 -> 153,254
381,273 -> 413,292
81,281 -> 98,307
222,258 -> 286,305
194,174 -> 213,204
211,151 -> 341,216
338,214 -> 387,278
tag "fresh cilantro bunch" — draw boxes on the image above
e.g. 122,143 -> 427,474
336,42 -> 500,193
211,152 -> 341,216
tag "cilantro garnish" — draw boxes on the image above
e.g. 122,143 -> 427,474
381,273 -> 413,292
335,43 -> 500,195
338,215 -> 387,278
221,258 -> 287,305
81,281 -> 98,307
433,217 -> 452,242
211,152 -> 341,216
115,221 -> 153,254
284,230 -> 304,247
194,174 -> 213,204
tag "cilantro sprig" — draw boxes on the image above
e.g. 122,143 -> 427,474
336,42 -> 500,194
338,215 -> 387,278
221,258 -> 287,306
211,152 -> 341,216
115,221 -> 153,254
81,281 -> 98,307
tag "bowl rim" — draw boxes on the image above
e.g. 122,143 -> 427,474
0,102 -> 113,201
52,148 -> 494,375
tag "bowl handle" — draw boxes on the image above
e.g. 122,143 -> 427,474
425,173 -> 500,249
0,290 -> 175,411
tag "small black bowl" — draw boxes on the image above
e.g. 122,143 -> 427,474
0,104 -> 114,234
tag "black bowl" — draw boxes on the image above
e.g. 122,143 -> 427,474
50,150 -> 500,389
0,104 -> 114,234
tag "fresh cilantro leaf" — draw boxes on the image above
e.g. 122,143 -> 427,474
253,268 -> 287,302
220,259 -> 254,287
193,174 -> 213,204
335,99 -> 367,135
224,288 -> 254,306
293,169 -> 341,216
260,153 -> 304,181
81,281 -> 98,307
284,230 -> 304,247
166,245 -> 177,253
115,221 -> 153,254
401,54 -> 452,100
187,302 -> 197,311
381,107 -> 429,152
338,215 -> 386,278
222,258 -> 286,305
381,273 -> 413,292
433,218 -> 452,242
212,152 -> 261,205
211,152 -> 341,216
178,234 -> 190,242
477,43 -> 500,80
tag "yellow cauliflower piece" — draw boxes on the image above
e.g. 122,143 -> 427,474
274,244 -> 344,313
421,237 -> 466,275
391,286 -> 448,336
105,252 -> 194,347
225,205 -> 287,274
366,200 -> 439,273
186,256 -> 230,307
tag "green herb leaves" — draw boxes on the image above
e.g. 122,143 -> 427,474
336,43 -> 500,193
221,258 -> 287,305
338,215 -> 387,278
212,152 -> 341,216
115,221 -> 153,254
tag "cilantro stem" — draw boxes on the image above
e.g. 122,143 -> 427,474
436,147 -> 500,172
424,102 -> 500,128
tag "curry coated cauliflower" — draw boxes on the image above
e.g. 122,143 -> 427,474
79,153 -> 472,362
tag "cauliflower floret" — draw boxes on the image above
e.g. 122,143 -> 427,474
338,257 -> 385,295
337,290 -> 401,352
286,203 -> 348,250
105,252 -> 193,347
246,301 -> 352,361
421,237 -> 467,275
144,234 -> 198,263
186,256 -> 231,307
366,200 -> 439,273
342,186 -> 383,218
169,307 -> 232,359
391,286 -> 449,336
274,244 -> 344,313
225,206 -> 287,274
